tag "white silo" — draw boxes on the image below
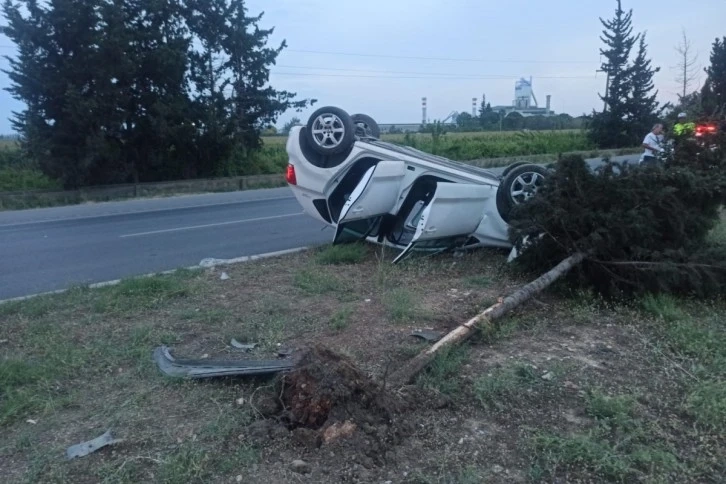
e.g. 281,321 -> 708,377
514,78 -> 533,109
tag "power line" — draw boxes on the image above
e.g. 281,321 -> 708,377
0,44 -> 593,65
271,71 -> 597,81
275,64 -> 595,79
285,49 -> 593,65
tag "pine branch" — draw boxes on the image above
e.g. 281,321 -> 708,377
590,260 -> 726,271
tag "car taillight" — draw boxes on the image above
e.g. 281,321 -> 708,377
286,164 -> 297,185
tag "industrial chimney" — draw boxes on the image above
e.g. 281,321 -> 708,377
422,97 -> 427,125
546,95 -> 551,114
472,98 -> 477,117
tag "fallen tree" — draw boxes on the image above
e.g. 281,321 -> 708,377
507,146 -> 726,297
389,251 -> 588,388
392,137 -> 726,387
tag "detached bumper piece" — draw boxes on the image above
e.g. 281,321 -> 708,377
152,345 -> 297,379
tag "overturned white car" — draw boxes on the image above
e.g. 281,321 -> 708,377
285,106 -> 549,262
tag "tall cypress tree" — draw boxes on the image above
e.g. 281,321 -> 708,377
182,0 -> 315,177
626,33 -> 662,143
588,0 -> 638,149
3,0 -> 315,186
183,0 -> 235,177
224,2 -> 311,150
89,0 -> 193,184
701,37 -> 726,116
3,0 -> 105,188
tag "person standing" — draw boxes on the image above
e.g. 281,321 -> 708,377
640,123 -> 665,166
673,112 -> 696,137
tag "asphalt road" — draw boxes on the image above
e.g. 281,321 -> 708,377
0,188 -> 331,300
0,154 -> 638,300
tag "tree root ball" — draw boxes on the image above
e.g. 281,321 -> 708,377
281,345 -> 403,430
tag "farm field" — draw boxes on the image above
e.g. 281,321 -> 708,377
260,129 -> 583,144
260,129 -> 597,168
1,238 -> 724,483
1,130 -> 604,199
0,138 -> 19,149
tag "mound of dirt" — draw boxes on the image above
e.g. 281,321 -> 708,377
242,345 -> 426,470
281,345 -> 405,430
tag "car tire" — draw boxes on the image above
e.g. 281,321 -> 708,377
496,163 -> 549,223
306,106 -> 356,156
500,161 -> 530,179
351,113 -> 381,139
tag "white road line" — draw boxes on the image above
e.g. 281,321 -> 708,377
119,212 -> 304,238
0,195 -> 295,229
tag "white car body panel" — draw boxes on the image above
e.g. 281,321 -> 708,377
337,161 -> 407,223
393,183 -> 491,263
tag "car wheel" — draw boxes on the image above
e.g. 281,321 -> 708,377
496,164 -> 549,223
351,113 -> 381,139
306,106 -> 356,156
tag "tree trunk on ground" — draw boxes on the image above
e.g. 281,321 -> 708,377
388,251 -> 588,389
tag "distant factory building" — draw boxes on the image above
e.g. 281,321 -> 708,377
377,78 -> 555,133
485,78 -> 554,117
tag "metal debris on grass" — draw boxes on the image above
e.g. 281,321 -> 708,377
410,329 -> 444,342
230,339 -> 258,351
152,345 -> 296,379
277,347 -> 295,358
66,430 -> 124,460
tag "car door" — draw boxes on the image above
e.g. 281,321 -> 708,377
393,182 -> 490,263
332,160 -> 407,244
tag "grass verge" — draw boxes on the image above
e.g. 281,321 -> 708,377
0,244 -> 724,482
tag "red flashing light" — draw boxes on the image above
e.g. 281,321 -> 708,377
286,164 -> 297,185
696,124 -> 717,136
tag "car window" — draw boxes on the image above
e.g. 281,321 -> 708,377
335,216 -> 382,243
409,235 -> 469,251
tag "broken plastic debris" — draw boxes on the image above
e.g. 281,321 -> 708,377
230,339 -> 258,351
153,345 -> 296,379
199,257 -> 226,268
66,430 -> 124,460
410,329 -> 444,342
278,347 -> 294,358
220,272 -> 230,280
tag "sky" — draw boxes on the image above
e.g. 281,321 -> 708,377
0,0 -> 725,133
